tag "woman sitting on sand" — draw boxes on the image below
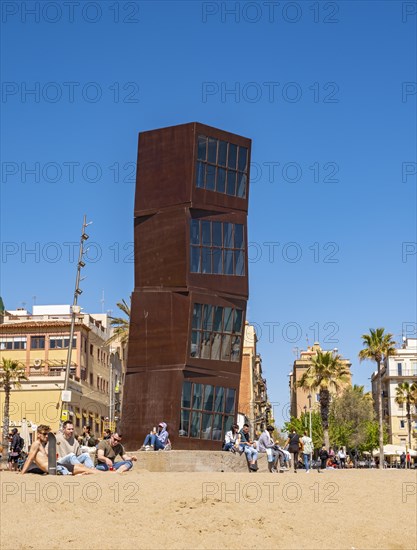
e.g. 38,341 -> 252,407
140,422 -> 169,451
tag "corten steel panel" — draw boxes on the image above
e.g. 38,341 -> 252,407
134,209 -> 188,289
135,122 -> 251,217
134,124 -> 194,214
134,207 -> 248,297
127,291 -> 190,371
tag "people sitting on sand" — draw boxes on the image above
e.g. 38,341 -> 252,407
223,423 -> 240,452
79,425 -> 98,447
56,421 -> 95,473
258,425 -> 283,472
96,432 -> 137,472
238,423 -> 258,471
21,425 -> 94,475
140,422 -> 169,451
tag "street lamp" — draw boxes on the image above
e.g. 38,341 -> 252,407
60,215 -> 92,425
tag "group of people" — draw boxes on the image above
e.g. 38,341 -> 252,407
223,423 -> 293,472
223,424 -> 353,474
19,422 -> 137,475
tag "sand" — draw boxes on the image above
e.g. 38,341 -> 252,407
1,469 -> 416,549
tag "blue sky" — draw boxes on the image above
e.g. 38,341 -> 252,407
1,1 -> 416,426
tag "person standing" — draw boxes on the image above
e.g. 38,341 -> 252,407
301,431 -> 314,473
285,429 -> 301,473
8,428 -> 23,471
400,451 -> 406,469
318,444 -> 329,473
338,447 -> 346,468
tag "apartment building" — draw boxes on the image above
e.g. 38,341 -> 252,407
289,342 -> 352,418
238,322 -> 273,438
0,305 -> 122,440
371,337 -> 417,448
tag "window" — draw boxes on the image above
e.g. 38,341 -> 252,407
397,363 -> 402,376
400,420 -> 405,429
190,220 -> 245,276
30,336 -> 45,349
180,381 -> 236,441
49,336 -> 76,349
0,337 -> 27,350
89,373 -> 93,385
90,344 -> 93,355
190,303 -> 243,362
195,135 -> 248,198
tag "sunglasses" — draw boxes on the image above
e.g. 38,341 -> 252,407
113,437 -> 122,442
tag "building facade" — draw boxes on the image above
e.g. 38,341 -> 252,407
371,338 -> 417,449
0,305 -> 123,440
238,322 -> 272,438
289,342 -> 352,418
122,122 -> 251,450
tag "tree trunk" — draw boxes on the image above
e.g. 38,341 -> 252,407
1,386 -> 10,470
406,401 -> 412,450
320,389 -> 330,450
377,361 -> 384,469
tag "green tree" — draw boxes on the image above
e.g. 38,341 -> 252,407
283,411 -> 323,451
359,420 -> 388,456
395,382 -> 417,450
329,385 -> 375,449
104,298 -> 131,346
297,350 -> 350,449
0,358 -> 27,467
359,328 -> 396,468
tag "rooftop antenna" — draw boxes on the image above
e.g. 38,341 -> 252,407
32,296 -> 36,306
305,334 -> 309,348
292,347 -> 300,359
100,290 -> 105,313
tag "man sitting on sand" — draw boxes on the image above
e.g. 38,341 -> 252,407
56,421 -> 95,473
96,432 -> 137,472
21,425 -> 94,475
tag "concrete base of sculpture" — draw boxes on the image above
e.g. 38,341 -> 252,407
129,450 -> 289,473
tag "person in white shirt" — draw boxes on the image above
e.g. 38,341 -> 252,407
222,424 -> 239,452
337,447 -> 346,468
301,431 -> 314,473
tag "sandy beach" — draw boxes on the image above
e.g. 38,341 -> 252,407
1,469 -> 416,550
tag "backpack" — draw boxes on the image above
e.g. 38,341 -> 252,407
17,436 -> 24,451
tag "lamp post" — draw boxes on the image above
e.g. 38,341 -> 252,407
60,215 -> 91,425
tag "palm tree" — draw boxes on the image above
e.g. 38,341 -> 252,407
0,358 -> 27,467
297,350 -> 350,449
104,299 -> 131,347
359,328 -> 396,469
395,382 -> 417,450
